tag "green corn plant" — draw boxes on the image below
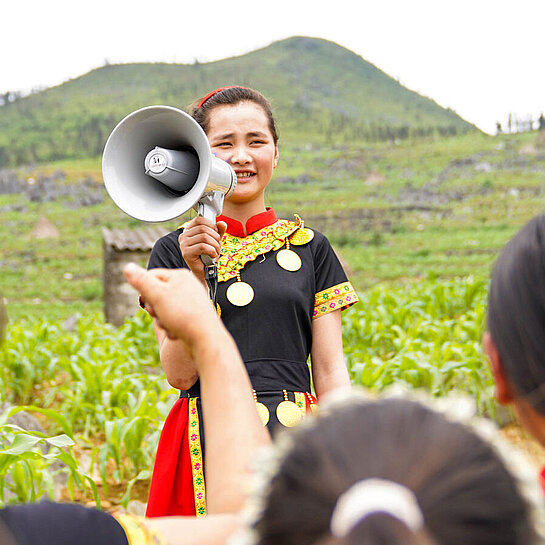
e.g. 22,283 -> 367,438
0,406 -> 99,506
342,275 -> 496,417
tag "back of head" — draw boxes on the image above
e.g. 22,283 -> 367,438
487,214 -> 545,414
251,397 -> 534,545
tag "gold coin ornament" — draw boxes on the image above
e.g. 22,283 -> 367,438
290,227 -> 315,246
276,390 -> 304,427
276,400 -> 303,427
253,391 -> 270,427
276,249 -> 302,272
256,402 -> 270,426
226,281 -> 254,307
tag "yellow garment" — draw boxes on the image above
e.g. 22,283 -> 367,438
114,513 -> 167,545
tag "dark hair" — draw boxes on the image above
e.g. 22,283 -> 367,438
253,397 -> 534,545
190,86 -> 279,145
487,214 -> 545,414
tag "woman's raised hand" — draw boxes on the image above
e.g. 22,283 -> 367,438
178,217 -> 227,281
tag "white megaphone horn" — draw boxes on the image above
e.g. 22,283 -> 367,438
102,105 -> 237,265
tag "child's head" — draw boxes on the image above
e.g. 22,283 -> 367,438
250,396 -> 536,545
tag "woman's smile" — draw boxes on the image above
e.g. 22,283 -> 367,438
235,170 -> 256,181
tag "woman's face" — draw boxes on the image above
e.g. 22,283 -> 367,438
206,101 -> 278,206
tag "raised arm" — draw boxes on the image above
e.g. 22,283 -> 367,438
124,264 -> 270,513
146,218 -> 227,390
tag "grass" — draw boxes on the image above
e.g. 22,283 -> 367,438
1,129 -> 544,322
0,128 -> 544,506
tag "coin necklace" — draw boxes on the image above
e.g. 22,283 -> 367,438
225,270 -> 254,307
253,390 -> 270,427
276,390 -> 303,427
276,238 -> 301,272
289,225 -> 315,246
225,227 -> 314,307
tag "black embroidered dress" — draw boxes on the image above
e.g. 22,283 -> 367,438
145,208 -> 358,517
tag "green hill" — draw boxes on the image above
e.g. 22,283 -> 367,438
0,36 -> 477,167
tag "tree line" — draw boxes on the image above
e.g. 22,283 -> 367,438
496,113 -> 545,134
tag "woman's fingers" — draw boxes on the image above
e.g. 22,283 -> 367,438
179,218 -> 226,269
216,220 -> 227,238
179,232 -> 222,260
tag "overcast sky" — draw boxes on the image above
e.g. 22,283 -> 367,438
2,0 -> 544,134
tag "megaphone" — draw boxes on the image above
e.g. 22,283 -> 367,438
102,105 -> 237,228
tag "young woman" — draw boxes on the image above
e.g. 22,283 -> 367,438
484,213 -> 545,481
144,86 -> 359,517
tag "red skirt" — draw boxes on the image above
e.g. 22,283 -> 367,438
145,391 -> 317,517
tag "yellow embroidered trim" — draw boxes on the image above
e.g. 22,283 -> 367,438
294,392 -> 307,414
218,218 -> 302,282
113,514 -> 167,545
178,217 -> 312,282
188,397 -> 206,517
313,281 -> 359,319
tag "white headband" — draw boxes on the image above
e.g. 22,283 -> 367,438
330,479 -> 424,537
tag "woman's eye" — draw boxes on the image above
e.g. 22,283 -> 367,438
214,142 -> 231,147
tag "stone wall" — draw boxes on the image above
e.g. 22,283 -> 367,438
103,244 -> 150,327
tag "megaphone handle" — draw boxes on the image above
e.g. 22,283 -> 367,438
197,191 -> 226,266
204,263 -> 218,308
197,191 -> 225,306
197,191 -> 225,220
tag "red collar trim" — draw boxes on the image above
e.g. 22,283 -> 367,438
218,208 -> 278,237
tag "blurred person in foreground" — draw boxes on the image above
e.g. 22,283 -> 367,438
484,213 -> 545,488
124,264 -> 542,545
0,265 -> 541,544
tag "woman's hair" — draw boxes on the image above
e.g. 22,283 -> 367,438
190,86 -> 279,145
251,397 -> 534,545
487,213 -> 545,414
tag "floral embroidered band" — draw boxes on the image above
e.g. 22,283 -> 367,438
217,218 -> 302,282
314,282 -> 359,318
188,397 -> 206,517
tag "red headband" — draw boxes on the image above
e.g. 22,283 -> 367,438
196,86 -> 248,109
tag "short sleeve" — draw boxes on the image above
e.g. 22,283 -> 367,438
148,229 -> 187,270
311,233 -> 359,319
139,229 -> 187,309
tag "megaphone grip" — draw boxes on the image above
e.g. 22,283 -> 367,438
204,263 -> 218,307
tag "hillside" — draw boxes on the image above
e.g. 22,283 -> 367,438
2,127 -> 544,321
0,36 -> 477,167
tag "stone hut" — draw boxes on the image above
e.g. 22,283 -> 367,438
102,226 -> 169,326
